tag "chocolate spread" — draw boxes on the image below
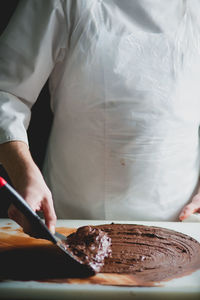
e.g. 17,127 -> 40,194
66,223 -> 200,282
1,223 -> 200,284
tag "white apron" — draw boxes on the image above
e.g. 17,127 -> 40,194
1,0 -> 200,221
43,0 -> 200,221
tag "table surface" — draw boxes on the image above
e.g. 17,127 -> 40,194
0,218 -> 200,300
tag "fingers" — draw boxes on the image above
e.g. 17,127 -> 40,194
5,162 -> 57,236
8,194 -> 57,236
42,195 -> 57,234
179,195 -> 200,221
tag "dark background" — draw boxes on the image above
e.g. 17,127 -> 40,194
0,1 -> 53,216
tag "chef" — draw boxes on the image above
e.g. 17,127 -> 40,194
0,0 -> 200,234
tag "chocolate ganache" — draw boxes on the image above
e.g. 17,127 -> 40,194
66,223 -> 200,282
64,226 -> 112,273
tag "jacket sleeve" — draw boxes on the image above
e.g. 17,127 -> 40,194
0,0 -> 67,146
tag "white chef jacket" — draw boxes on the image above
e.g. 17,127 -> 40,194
1,0 -> 200,221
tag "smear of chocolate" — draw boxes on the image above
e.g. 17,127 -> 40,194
0,226 -> 12,230
91,223 -> 200,282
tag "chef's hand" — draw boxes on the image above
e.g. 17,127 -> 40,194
0,141 -> 57,235
179,194 -> 200,221
8,170 -> 57,236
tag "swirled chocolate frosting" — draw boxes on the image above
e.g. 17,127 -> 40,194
67,223 -> 200,282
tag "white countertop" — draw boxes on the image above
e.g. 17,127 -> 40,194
0,218 -> 200,300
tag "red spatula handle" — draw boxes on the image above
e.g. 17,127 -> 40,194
0,176 -> 7,188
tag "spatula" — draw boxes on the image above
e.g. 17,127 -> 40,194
0,176 -> 95,277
